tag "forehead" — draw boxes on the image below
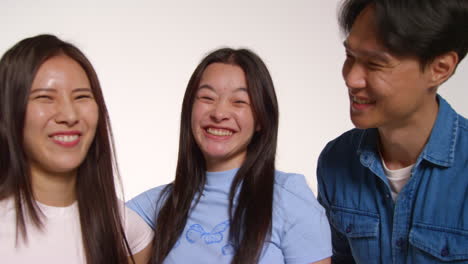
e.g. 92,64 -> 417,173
199,63 -> 247,93
31,55 -> 90,89
345,5 -> 387,54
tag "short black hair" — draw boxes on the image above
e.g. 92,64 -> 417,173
339,0 -> 468,67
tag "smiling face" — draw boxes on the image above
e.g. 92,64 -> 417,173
23,55 -> 98,178
342,5 -> 437,130
191,63 -> 256,172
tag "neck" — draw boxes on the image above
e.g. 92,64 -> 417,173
378,97 -> 438,170
31,167 -> 77,207
205,154 -> 246,172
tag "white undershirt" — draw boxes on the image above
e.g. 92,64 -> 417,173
0,198 -> 153,263
381,159 -> 414,201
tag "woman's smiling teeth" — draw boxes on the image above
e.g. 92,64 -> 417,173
52,135 -> 79,142
207,127 -> 233,136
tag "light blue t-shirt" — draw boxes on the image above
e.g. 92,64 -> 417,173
127,169 -> 332,263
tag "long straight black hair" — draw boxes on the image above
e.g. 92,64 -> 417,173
151,48 -> 279,264
0,34 -> 132,264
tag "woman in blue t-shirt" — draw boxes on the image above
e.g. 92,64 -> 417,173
128,48 -> 332,264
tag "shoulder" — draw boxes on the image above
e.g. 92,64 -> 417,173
273,170 -> 325,218
320,128 -> 364,158
457,112 -> 468,147
126,184 -> 170,229
272,171 -> 332,260
458,112 -> 468,132
317,128 -> 370,181
122,205 -> 154,255
0,197 -> 15,220
0,197 -> 14,211
438,95 -> 468,144
127,184 -> 169,207
455,113 -> 468,161
441,98 -> 468,160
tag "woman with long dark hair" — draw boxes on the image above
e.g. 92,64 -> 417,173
128,48 -> 332,263
0,34 -> 152,264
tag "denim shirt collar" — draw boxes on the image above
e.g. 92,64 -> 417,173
356,128 -> 379,167
420,95 -> 458,167
357,94 -> 458,169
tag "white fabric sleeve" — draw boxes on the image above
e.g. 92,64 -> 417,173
124,205 -> 154,255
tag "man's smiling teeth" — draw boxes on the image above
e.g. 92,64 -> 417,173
53,135 -> 79,142
353,96 -> 374,104
207,128 -> 233,136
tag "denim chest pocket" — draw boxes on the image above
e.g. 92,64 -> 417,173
409,223 -> 468,262
330,206 -> 380,263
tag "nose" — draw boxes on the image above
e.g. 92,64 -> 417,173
54,99 -> 79,126
343,60 -> 366,92
210,100 -> 231,122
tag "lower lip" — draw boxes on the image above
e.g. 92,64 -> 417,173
51,137 -> 80,147
351,101 -> 375,111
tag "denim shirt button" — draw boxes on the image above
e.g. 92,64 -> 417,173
345,225 -> 352,233
396,238 -> 405,248
441,247 -> 449,257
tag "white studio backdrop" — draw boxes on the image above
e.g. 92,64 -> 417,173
2,0 -> 467,199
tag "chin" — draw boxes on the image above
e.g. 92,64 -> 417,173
49,159 -> 84,173
205,152 -> 230,161
351,117 -> 375,130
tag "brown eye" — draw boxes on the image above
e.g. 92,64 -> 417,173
197,94 -> 215,103
36,95 -> 52,99
367,62 -> 383,70
33,95 -> 53,102
76,94 -> 93,100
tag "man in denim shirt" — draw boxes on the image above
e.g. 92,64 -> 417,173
317,0 -> 468,263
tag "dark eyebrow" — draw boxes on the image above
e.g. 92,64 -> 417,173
198,84 -> 215,91
29,88 -> 57,94
234,87 -> 248,93
343,41 -> 391,63
72,88 -> 93,93
30,87 -> 92,95
198,85 -> 248,93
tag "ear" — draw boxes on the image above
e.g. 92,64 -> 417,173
428,51 -> 459,87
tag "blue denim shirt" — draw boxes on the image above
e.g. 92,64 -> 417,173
317,95 -> 468,264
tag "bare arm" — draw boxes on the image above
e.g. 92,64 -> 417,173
310,257 -> 331,264
128,243 -> 152,264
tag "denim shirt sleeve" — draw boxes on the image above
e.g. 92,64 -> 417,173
317,145 -> 356,264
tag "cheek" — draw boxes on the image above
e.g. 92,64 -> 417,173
190,106 -> 199,134
23,104 -> 52,132
238,109 -> 256,133
23,105 -> 50,158
368,71 -> 396,97
191,102 -> 208,130
80,102 -> 99,131
342,60 -> 351,78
